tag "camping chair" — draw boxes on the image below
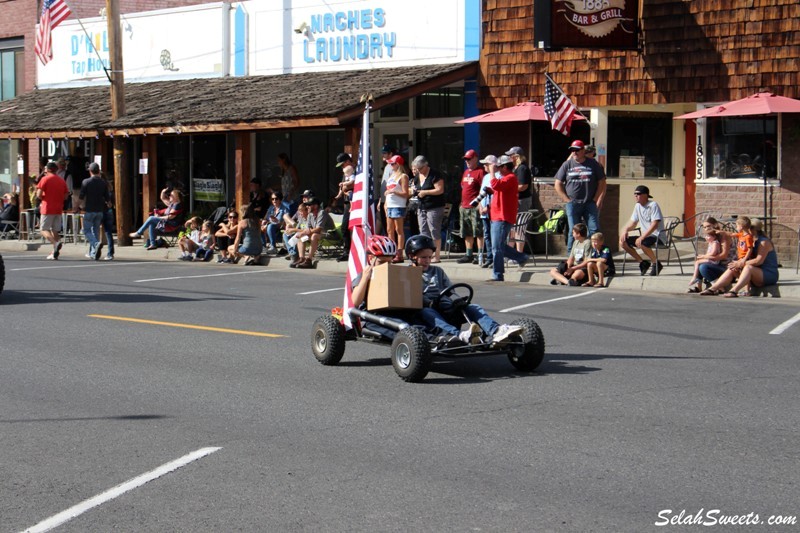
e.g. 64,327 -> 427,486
0,220 -> 19,240
524,210 -> 551,259
506,210 -> 537,266
318,213 -> 344,258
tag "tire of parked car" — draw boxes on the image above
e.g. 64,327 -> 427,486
0,254 -> 4,297
390,327 -> 432,382
311,315 -> 346,365
507,317 -> 545,372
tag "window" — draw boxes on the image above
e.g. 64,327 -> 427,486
0,39 -> 24,101
415,88 -> 464,119
704,117 -> 777,180
377,100 -> 409,120
606,112 -> 672,178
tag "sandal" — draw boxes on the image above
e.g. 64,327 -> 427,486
699,288 -> 719,296
581,282 -> 595,287
723,291 -> 738,298
686,285 -> 701,294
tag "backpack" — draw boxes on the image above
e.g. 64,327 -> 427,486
542,209 -> 566,233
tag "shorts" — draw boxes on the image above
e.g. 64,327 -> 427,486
625,235 -> 664,248
238,245 -> 262,256
40,214 -> 62,232
458,206 -> 482,238
386,207 -> 407,219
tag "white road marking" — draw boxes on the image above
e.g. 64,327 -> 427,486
22,447 -> 222,533
11,261 -> 158,272
134,270 -> 272,282
769,311 -> 800,335
297,287 -> 345,295
499,289 -> 601,313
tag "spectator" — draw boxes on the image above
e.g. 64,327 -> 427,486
376,144 -> 395,235
334,152 -> 355,262
249,178 -> 270,220
177,216 -> 203,260
1,193 -> 19,235
700,217 -> 759,296
277,153 -> 300,209
36,161 -> 70,260
554,140 -> 607,252
696,217 -> 734,287
458,149 -> 485,265
283,202 -> 309,262
723,219 -> 779,297
687,221 -> 724,293
194,221 -> 216,262
292,197 -> 334,269
263,191 -> 287,255
410,155 -> 446,263
505,146 -> 534,254
215,209 -> 239,263
383,155 -> 410,263
229,203 -> 264,265
477,155 -> 497,268
550,223 -> 591,286
584,232 -> 616,287
79,162 -> 110,260
487,155 -> 529,282
129,189 -> 184,250
619,185 -> 666,276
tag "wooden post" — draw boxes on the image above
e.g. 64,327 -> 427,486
141,136 -> 157,222
234,132 -> 250,212
107,0 -> 132,245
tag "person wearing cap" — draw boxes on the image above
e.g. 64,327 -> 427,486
334,152 -> 354,261
79,162 -> 111,260
410,155 -> 446,263
377,144 -> 396,235
383,154 -> 410,263
457,149 -> 485,265
292,197 -> 335,269
505,147 -> 534,255
554,139 -> 607,253
477,155 -> 498,268
487,155 -> 530,281
585,145 -> 597,158
620,185 -> 666,276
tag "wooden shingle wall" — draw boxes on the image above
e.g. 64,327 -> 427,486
480,0 -> 800,109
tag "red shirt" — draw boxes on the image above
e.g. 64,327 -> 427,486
460,167 -> 485,208
489,168 -> 519,224
36,172 -> 69,215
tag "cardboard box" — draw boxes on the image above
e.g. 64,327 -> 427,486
367,262 -> 424,311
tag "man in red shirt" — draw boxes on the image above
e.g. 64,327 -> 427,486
36,161 -> 70,260
487,155 -> 529,281
457,149 -> 485,264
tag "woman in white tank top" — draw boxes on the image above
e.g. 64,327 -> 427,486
384,155 -> 410,263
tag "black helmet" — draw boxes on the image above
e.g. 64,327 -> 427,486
405,234 -> 436,257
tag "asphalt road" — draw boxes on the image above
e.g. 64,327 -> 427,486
1,253 -> 799,532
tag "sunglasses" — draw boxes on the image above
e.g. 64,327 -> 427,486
228,215 -> 238,218
271,197 -> 280,200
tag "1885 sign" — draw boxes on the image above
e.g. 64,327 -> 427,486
535,0 -> 638,50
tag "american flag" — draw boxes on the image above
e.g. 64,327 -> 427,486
342,104 -> 375,330
35,0 -> 72,66
544,74 -> 577,136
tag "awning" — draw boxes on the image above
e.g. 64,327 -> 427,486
0,62 -> 477,139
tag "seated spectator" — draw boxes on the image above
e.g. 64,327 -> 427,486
291,197 -> 334,269
704,219 -> 779,297
283,202 -> 309,262
687,218 -> 724,292
229,203 -> 263,265
700,216 -> 754,295
619,185 -> 665,276
696,217 -> 734,286
129,188 -> 184,250
550,223 -> 591,286
194,220 -> 216,261
215,209 -> 239,263
263,191 -> 287,255
1,193 -> 20,234
177,216 -> 203,260
584,232 -> 615,287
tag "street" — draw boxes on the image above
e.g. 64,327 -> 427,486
1,253 -> 799,532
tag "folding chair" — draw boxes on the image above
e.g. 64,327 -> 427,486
506,210 -> 537,266
670,211 -> 711,258
621,216 -> 684,275
524,211 -> 550,259
0,220 -> 19,240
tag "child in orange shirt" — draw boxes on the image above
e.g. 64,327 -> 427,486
733,216 -> 755,262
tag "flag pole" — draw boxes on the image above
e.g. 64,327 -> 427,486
61,0 -> 112,83
544,72 -> 590,123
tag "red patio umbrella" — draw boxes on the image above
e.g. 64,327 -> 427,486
455,101 -> 585,123
674,92 -> 800,119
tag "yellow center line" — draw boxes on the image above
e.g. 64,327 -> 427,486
88,314 -> 285,338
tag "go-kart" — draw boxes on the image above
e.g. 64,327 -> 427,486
311,283 -> 545,382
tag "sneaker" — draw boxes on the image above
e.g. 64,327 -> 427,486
296,258 -> 315,269
85,253 -> 94,259
568,279 -> 577,286
95,243 -> 103,261
550,279 -> 559,285
244,257 -> 256,266
639,260 -> 651,276
46,253 -> 56,260
472,256 -> 479,265
53,241 -> 63,259
480,259 -> 493,268
286,254 -> 297,261
267,245 -> 277,255
517,256 -> 529,269
128,232 -> 140,239
486,277 -> 502,282
649,261 -> 664,276
216,256 -> 225,263
461,322 -> 483,345
492,324 -> 524,345
456,255 -> 473,264
104,256 -> 114,261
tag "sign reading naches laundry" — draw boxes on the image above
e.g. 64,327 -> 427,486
550,0 -> 638,49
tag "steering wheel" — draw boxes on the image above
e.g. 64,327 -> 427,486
432,282 -> 474,310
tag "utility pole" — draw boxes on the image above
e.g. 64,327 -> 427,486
106,0 -> 132,245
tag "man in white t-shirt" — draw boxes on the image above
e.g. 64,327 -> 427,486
619,185 -> 666,276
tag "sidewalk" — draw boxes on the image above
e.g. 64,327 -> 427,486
3,239 -> 799,300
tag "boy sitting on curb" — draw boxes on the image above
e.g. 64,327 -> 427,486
549,223 -> 592,286
583,232 -> 616,287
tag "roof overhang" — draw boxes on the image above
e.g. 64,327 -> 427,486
0,62 -> 477,139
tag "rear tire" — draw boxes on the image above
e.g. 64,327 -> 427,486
507,317 -> 545,372
311,315 -> 346,365
391,327 -> 432,382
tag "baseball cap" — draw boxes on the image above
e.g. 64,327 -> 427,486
304,196 -> 321,206
335,152 -> 352,167
381,144 -> 393,153
463,149 -> 478,160
633,185 -> 652,198
302,189 -> 315,197
505,146 -> 523,156
497,155 -> 514,166
569,140 -> 586,151
585,145 -> 596,153
479,155 -> 498,165
387,155 -> 404,166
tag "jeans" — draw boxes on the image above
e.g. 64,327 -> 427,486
283,232 -> 298,256
266,223 -> 281,247
102,208 -> 115,257
83,211 -> 103,255
136,216 -> 162,245
698,262 -> 727,284
565,200 -> 600,253
490,220 -> 528,281
481,218 -> 493,260
419,304 -> 499,337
